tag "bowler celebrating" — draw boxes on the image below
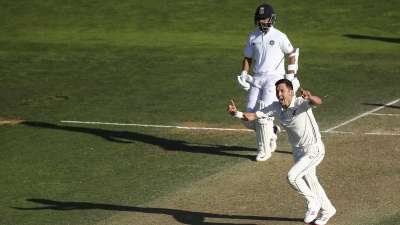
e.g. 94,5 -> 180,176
228,79 -> 336,225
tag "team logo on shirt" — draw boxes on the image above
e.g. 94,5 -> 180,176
269,40 -> 275,46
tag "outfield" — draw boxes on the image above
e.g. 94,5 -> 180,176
1,0 -> 399,225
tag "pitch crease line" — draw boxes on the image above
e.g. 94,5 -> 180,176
324,98 -> 400,132
369,113 -> 400,116
60,120 -> 253,132
61,121 -> 400,136
364,132 -> 400,136
60,120 -> 353,134
321,130 -> 353,134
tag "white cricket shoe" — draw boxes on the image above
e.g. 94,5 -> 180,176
256,149 -> 271,161
304,202 -> 321,224
304,209 -> 319,224
315,207 -> 336,225
270,125 -> 281,152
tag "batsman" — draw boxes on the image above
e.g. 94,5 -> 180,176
236,3 -> 300,161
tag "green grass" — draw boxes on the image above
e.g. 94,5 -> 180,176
373,213 -> 400,225
1,123 -> 254,225
1,0 -> 399,224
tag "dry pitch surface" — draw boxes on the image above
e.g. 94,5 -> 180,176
96,104 -> 400,225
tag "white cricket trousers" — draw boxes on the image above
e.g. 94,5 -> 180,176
246,74 -> 283,112
287,140 -> 334,211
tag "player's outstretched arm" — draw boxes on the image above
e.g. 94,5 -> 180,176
227,100 -> 257,121
300,88 -> 322,105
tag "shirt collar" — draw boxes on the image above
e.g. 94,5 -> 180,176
256,26 -> 274,35
282,96 -> 296,111
288,95 -> 296,108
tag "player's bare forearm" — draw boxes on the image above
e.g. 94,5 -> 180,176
242,57 -> 252,73
308,95 -> 322,105
300,88 -> 322,105
243,112 -> 257,121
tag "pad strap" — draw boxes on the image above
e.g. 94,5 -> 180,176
288,64 -> 298,71
285,73 -> 295,81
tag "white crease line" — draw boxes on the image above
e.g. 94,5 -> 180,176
365,132 -> 400,136
60,120 -> 400,136
60,120 -> 253,132
369,113 -> 400,116
323,130 -> 400,136
321,130 -> 354,134
324,98 -> 400,132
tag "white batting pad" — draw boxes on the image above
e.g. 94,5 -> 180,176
255,117 -> 274,161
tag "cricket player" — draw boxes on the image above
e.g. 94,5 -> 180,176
236,3 -> 300,162
228,79 -> 336,225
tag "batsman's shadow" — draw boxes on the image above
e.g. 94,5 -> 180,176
22,121 -> 292,161
14,198 -> 304,225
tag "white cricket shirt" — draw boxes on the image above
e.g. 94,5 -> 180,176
260,96 -> 321,147
244,26 -> 294,76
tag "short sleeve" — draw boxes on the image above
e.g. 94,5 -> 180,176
260,101 -> 280,117
280,33 -> 294,54
243,33 -> 253,58
296,97 -> 312,111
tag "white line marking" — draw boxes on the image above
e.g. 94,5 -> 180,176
60,120 -> 400,136
369,113 -> 400,116
60,120 -> 253,132
365,132 -> 400,136
324,98 -> 400,132
322,130 -> 400,136
60,97 -> 400,137
321,130 -> 354,134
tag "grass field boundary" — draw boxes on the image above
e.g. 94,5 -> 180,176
324,98 -> 400,132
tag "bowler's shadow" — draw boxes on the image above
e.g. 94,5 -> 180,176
362,102 -> 400,109
343,34 -> 400,44
22,121 -> 292,160
14,198 -> 303,225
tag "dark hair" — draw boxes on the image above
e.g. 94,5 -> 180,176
275,79 -> 293,90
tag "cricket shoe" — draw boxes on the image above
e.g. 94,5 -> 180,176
270,125 -> 281,152
315,207 -> 336,225
256,149 -> 271,161
304,203 -> 321,224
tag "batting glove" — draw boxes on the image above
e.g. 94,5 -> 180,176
237,70 -> 251,91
